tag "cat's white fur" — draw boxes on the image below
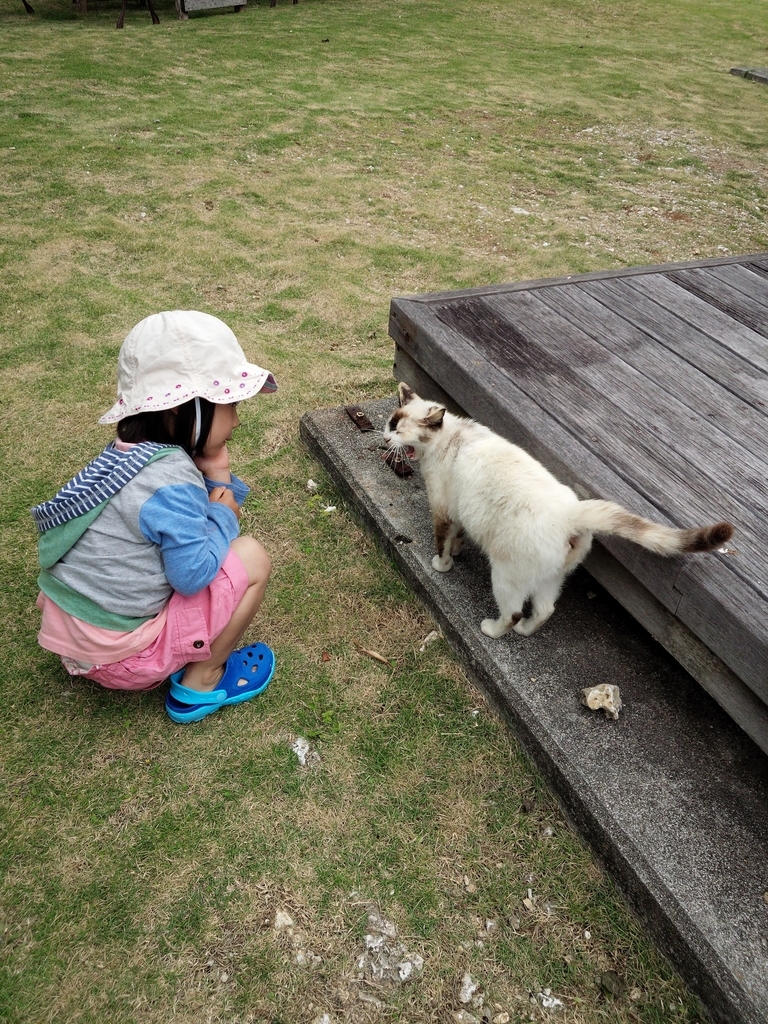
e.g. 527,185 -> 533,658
384,384 -> 734,638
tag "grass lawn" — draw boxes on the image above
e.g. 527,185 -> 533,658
1,0 -> 766,1021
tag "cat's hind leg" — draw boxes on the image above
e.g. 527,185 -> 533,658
432,513 -> 463,573
450,528 -> 466,557
480,562 -> 528,638
513,573 -> 564,635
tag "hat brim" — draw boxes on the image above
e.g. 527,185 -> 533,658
98,369 -> 277,424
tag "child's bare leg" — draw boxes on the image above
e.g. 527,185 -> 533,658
180,536 -> 271,692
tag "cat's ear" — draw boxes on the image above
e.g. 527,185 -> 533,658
424,405 -> 446,427
398,382 -> 416,406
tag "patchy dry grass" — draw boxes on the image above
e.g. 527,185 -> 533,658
1,0 -> 766,1021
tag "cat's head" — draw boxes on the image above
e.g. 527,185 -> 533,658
382,383 -> 446,459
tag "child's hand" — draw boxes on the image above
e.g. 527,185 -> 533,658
194,443 -> 231,483
209,485 -> 241,520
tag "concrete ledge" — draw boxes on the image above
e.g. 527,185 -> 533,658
300,397 -> 768,1024
730,66 -> 768,86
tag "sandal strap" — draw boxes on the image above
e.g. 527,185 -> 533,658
169,680 -> 227,705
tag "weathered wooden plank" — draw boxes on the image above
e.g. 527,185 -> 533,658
731,66 -> 768,86
673,557 -> 768,703
467,298 -> 768,693
537,282 -> 768,439
392,345 -> 468,417
391,292 -> 768,720
452,292 -> 766,587
666,268 -> 768,337
624,273 -> 768,374
747,259 -> 768,281
393,303 -> 768,712
711,263 -> 768,305
578,278 -> 768,415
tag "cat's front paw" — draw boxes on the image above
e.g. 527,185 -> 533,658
432,554 -> 453,573
513,617 -> 539,636
481,617 -> 507,638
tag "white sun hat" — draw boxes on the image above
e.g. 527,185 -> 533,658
99,310 -> 277,424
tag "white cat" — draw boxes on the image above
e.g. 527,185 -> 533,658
384,383 -> 734,638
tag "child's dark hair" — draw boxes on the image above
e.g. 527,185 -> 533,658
117,398 -> 216,457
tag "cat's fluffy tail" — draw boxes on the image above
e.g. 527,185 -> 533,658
573,500 -> 733,555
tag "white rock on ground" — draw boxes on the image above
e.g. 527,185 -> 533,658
581,683 -> 622,720
459,973 -> 480,1003
356,906 -> 424,986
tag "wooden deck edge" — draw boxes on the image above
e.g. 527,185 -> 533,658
392,346 -> 468,416
393,252 -> 768,304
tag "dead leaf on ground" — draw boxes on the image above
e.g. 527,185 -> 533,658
354,642 -> 393,668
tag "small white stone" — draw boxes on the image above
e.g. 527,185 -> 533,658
291,737 -> 312,766
453,1011 -> 479,1024
306,479 -> 319,492
459,973 -> 479,1003
273,910 -> 295,932
537,991 -> 564,1010
418,629 -> 441,652
581,683 -> 622,720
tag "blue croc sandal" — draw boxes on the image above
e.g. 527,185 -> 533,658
165,642 -> 275,724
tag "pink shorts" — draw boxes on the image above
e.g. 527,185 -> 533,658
85,550 -> 251,692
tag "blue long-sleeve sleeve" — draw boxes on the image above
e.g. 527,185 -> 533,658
139,482 -> 240,595
202,473 -> 250,506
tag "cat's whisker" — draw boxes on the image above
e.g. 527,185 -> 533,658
383,439 -> 415,465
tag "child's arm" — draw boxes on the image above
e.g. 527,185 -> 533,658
209,486 -> 241,519
139,481 -> 241,596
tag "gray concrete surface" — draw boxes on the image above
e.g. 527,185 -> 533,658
300,397 -> 768,1024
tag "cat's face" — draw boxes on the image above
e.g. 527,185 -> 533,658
382,383 -> 446,459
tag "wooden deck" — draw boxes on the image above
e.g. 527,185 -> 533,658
389,253 -> 768,755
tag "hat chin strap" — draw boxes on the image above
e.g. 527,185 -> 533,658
193,396 -> 202,449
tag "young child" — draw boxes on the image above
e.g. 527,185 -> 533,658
32,310 -> 277,724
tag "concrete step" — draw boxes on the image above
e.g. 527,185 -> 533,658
300,397 -> 768,1024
